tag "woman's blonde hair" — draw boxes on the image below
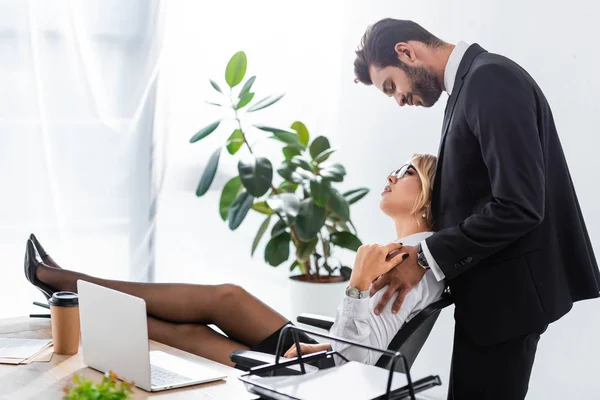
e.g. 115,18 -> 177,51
409,153 -> 437,227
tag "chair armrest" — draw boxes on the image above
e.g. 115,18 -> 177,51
296,313 -> 335,330
229,350 -> 320,374
230,349 -> 277,370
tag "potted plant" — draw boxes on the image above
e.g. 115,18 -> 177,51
189,51 -> 370,316
63,371 -> 133,400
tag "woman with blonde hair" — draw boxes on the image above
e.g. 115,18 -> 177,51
24,153 -> 444,368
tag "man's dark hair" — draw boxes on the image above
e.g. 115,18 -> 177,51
354,19 -> 444,85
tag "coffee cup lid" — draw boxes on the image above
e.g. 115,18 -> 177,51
49,291 -> 79,307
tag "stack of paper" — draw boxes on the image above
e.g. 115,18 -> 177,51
0,338 -> 53,365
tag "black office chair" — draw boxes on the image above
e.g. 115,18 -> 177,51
231,293 -> 453,373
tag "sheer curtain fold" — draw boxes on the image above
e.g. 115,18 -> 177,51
0,0 -> 165,299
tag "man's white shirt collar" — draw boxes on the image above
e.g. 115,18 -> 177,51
444,41 -> 470,95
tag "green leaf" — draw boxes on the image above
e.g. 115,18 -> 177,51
251,201 -> 274,215
278,181 -> 298,193
310,176 -> 331,207
210,79 -> 222,93
267,193 -> 300,220
296,237 -> 319,261
238,156 -> 273,197
328,188 -> 350,221
251,215 -> 272,257
340,266 -> 352,280
295,169 -> 315,181
247,94 -> 285,112
239,76 -> 256,97
277,163 -> 304,183
291,121 -> 310,147
314,148 -> 337,163
189,120 -> 221,143
264,232 -> 291,266
309,136 -> 330,159
271,218 -> 288,237
295,199 -> 326,240
196,147 -> 221,196
271,132 -> 302,146
254,125 -> 289,134
225,51 -> 247,88
320,163 -> 346,182
289,260 -> 300,272
320,169 -> 344,182
343,188 -> 370,205
290,155 -> 313,172
226,129 -> 244,155
322,162 -> 347,175
206,101 -> 224,107
330,231 -> 362,252
219,176 -> 242,220
228,191 -> 254,230
235,92 -> 255,110
334,220 -> 352,232
282,146 -> 302,160
255,125 -> 301,146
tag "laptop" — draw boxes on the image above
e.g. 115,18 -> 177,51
77,280 -> 227,391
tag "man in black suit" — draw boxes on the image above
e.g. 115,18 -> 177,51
353,19 -> 600,399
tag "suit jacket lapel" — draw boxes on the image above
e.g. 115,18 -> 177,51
434,44 -> 487,187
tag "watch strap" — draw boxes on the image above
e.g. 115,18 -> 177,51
417,243 -> 430,270
345,285 -> 370,299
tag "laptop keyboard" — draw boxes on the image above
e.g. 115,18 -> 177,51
150,364 -> 192,387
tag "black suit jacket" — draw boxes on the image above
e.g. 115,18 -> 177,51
427,44 -> 600,346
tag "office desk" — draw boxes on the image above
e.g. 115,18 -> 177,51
0,317 -> 255,399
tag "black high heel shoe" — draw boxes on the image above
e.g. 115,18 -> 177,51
24,239 -> 57,301
29,233 -> 61,269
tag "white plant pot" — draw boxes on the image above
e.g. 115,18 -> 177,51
288,275 -> 348,320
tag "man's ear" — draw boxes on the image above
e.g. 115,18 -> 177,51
394,42 -> 416,65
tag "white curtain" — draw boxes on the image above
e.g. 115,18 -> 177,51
1,0 -> 165,318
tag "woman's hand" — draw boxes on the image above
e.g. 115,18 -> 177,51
284,342 -> 331,358
349,243 -> 408,291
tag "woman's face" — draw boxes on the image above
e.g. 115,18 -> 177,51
379,164 -> 423,218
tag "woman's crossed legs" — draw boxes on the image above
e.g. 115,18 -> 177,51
36,263 -> 289,367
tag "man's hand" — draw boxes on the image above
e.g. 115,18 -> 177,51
284,342 -> 331,359
369,245 -> 425,315
348,243 -> 409,291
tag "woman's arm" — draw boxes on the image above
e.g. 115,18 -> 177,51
329,287 -> 419,365
326,244 -> 414,365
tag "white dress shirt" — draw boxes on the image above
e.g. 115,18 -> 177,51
420,41 -> 471,282
329,232 -> 446,365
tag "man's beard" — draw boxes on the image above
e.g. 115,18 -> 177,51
402,64 -> 443,107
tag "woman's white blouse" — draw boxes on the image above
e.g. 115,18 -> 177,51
329,231 -> 445,365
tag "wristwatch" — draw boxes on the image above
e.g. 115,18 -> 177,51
417,243 -> 430,270
345,285 -> 370,299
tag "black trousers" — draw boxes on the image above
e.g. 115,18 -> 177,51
448,323 -> 546,400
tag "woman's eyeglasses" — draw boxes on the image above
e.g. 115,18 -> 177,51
388,164 -> 417,183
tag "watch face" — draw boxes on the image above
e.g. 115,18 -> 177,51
346,286 -> 360,298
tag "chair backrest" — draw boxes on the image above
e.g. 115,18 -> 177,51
375,293 -> 453,373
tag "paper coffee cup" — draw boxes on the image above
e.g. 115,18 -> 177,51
49,291 -> 80,355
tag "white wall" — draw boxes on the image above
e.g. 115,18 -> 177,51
334,1 -> 600,399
